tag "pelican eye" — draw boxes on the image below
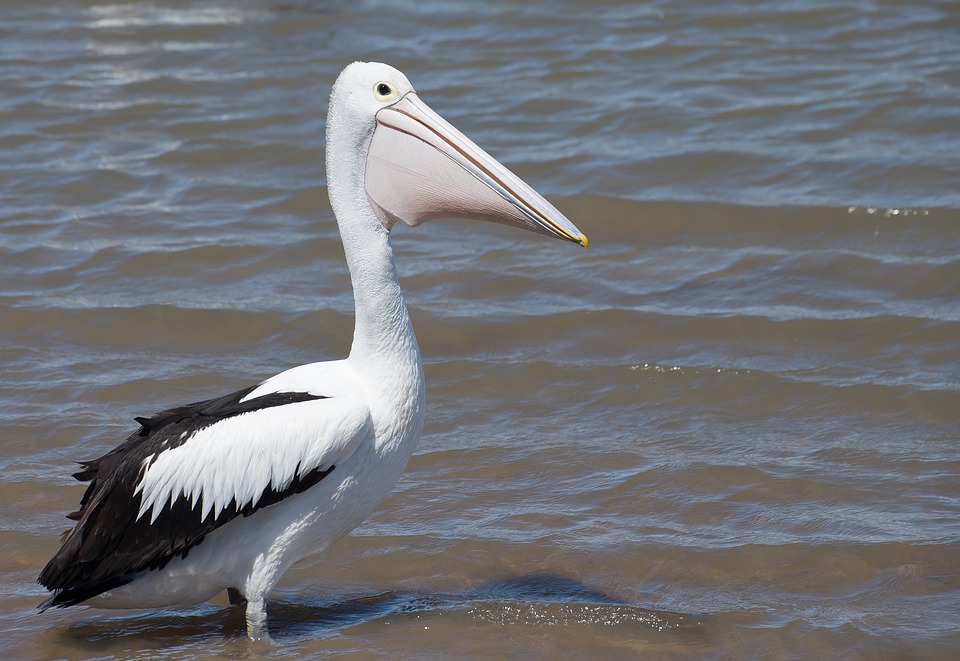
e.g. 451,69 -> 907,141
374,82 -> 398,102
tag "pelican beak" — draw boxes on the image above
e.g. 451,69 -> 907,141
365,93 -> 588,247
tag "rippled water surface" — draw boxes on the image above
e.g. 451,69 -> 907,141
2,1 -> 959,659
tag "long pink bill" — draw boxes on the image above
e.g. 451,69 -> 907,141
364,92 -> 588,247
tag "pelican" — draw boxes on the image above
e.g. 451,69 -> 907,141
37,61 -> 587,641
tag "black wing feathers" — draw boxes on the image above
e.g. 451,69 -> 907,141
38,384 -> 331,609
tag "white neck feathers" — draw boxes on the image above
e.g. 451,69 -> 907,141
325,70 -> 422,384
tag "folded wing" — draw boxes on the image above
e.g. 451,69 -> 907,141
38,385 -> 371,608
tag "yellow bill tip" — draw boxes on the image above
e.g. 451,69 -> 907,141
579,232 -> 589,248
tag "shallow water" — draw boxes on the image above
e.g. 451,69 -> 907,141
2,1 -> 959,659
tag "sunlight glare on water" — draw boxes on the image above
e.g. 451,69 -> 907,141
1,0 -> 959,659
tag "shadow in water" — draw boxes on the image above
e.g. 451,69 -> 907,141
51,572 -> 700,648
471,571 -> 628,604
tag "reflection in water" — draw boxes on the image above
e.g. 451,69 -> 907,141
2,0 -> 959,658
53,573 -> 698,648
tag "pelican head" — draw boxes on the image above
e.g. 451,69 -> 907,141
327,61 -> 587,247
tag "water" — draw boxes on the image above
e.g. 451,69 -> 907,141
2,0 -> 959,658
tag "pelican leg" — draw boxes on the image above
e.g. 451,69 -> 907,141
227,587 -> 247,606
245,598 -> 270,642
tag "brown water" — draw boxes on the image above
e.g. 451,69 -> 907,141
2,1 -> 959,659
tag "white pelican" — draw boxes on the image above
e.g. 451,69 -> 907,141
38,61 -> 587,641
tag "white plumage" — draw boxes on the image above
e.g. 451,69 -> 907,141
38,61 -> 586,640
135,395 -> 371,524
